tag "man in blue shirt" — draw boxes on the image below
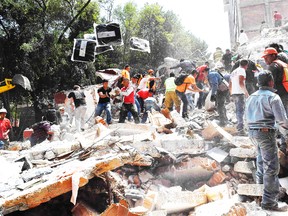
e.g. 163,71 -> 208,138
246,70 -> 288,212
203,66 -> 229,126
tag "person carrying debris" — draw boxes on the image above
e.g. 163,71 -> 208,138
59,106 -> 70,131
0,108 -> 12,150
141,93 -> 160,123
43,103 -> 61,125
196,63 -> 210,109
68,85 -> 87,132
170,59 -> 196,74
203,66 -> 229,126
116,78 -> 140,124
246,70 -> 288,212
164,72 -> 180,113
229,59 -> 249,135
262,47 -> 288,154
95,79 -> 112,125
175,70 -> 205,119
29,121 -> 52,146
136,88 -> 154,113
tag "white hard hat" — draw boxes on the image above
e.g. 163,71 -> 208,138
0,108 -> 7,113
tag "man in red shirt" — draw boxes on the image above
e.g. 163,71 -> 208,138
196,62 -> 210,109
117,78 -> 140,123
274,11 -> 282,27
0,108 -> 12,149
136,88 -> 154,112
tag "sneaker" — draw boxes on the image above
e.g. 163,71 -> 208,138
262,205 -> 288,212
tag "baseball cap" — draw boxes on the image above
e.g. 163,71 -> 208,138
262,47 -> 278,58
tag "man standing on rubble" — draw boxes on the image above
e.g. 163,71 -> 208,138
68,85 -> 87,132
274,11 -> 282,27
95,79 -> 112,125
229,59 -> 249,135
164,72 -> 180,112
175,70 -> 205,119
246,70 -> 288,212
262,47 -> 288,154
117,78 -> 140,124
203,66 -> 229,126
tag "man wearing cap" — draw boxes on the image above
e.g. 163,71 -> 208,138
0,108 -> 12,150
68,85 -> 87,132
262,47 -> 288,154
229,59 -> 249,135
95,79 -> 112,125
246,70 -> 288,212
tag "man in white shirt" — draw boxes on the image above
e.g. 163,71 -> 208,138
238,29 -> 248,46
229,59 -> 249,135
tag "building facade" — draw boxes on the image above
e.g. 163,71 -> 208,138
224,0 -> 288,47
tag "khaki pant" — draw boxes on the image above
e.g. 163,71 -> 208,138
165,91 -> 181,110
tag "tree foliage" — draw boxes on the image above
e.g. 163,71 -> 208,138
0,0 -> 209,126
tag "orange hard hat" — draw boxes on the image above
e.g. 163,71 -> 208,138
262,47 -> 278,58
148,69 -> 154,73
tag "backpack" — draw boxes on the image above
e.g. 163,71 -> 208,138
273,60 -> 288,92
174,74 -> 188,86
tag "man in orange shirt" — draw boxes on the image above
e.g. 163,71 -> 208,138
176,71 -> 205,119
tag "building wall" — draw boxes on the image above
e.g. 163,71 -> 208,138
225,0 -> 288,46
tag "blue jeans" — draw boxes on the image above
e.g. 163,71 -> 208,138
249,130 -> 279,208
95,102 -> 112,124
176,90 -> 188,118
128,96 -> 140,121
186,93 -> 195,111
233,94 -> 245,131
141,101 -> 160,123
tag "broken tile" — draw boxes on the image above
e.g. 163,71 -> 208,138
206,147 -> 228,163
234,161 -> 253,174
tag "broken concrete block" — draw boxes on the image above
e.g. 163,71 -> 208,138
44,150 -> 56,160
207,170 -> 227,187
142,190 -> 158,212
229,148 -> 256,159
158,191 -> 207,214
237,184 -> 264,196
14,156 -> 33,171
206,147 -> 228,163
202,123 -> 221,140
234,161 -> 253,174
139,171 -> 154,183
17,178 -> 42,191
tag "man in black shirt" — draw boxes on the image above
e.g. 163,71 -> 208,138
68,85 -> 87,132
222,49 -> 232,72
95,79 -> 112,124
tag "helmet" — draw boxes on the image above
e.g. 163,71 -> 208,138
0,108 -> 7,113
261,47 -> 278,58
257,70 -> 274,87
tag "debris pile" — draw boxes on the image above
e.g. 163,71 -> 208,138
1,84 -> 288,215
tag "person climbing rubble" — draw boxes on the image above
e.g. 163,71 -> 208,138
94,79 -> 112,125
203,65 -> 229,126
29,121 -> 52,146
68,85 -> 87,132
175,70 -> 205,119
141,93 -> 160,123
164,72 -> 180,112
170,58 -> 196,74
246,70 -> 288,212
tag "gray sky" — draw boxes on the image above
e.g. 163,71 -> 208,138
113,0 -> 231,52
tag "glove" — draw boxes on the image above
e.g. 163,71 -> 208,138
210,94 -> 217,102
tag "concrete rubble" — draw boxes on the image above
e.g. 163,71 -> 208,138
2,74 -> 288,215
